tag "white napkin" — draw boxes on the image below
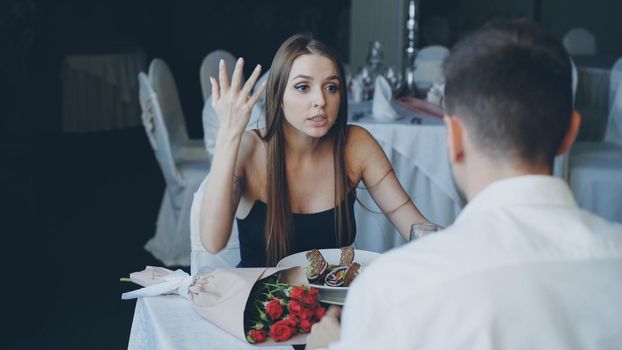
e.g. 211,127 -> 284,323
372,76 -> 400,120
121,268 -> 193,301
426,81 -> 445,106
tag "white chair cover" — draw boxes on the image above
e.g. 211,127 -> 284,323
199,50 -> 237,101
138,73 -> 211,266
550,58 -> 579,180
563,27 -> 597,56
148,58 -> 207,162
414,45 -> 450,85
201,70 -> 269,157
189,175 -> 241,275
571,58 -> 578,105
605,57 -> 622,144
568,66 -> 622,223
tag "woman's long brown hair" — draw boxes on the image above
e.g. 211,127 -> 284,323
261,34 -> 353,266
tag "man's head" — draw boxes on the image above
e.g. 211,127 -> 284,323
442,19 -> 580,199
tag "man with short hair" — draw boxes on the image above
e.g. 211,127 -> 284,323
306,19 -> 622,350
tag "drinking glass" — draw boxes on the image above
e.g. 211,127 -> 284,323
409,222 -> 439,241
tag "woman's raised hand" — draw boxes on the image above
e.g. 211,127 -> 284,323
210,57 -> 266,136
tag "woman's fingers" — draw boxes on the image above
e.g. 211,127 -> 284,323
247,81 -> 266,107
218,59 -> 230,93
240,64 -> 262,98
230,57 -> 244,90
210,77 -> 220,107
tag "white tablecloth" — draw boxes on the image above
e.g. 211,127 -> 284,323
61,49 -> 146,132
128,296 -> 293,350
349,102 -> 465,252
348,101 -> 570,251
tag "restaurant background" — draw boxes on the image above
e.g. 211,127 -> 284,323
2,0 -> 621,348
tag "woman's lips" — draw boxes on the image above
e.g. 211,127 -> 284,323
308,114 -> 327,127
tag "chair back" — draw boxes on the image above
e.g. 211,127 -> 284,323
570,57 -> 578,106
148,58 -> 189,145
189,174 -> 241,275
563,27 -> 597,56
609,57 -> 622,110
200,50 -> 237,101
138,73 -> 185,206
605,74 -> 622,145
414,45 -> 449,85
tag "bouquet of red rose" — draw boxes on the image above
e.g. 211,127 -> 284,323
122,266 -> 318,346
244,274 -> 326,343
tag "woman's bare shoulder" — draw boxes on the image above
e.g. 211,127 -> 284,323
346,124 -> 380,152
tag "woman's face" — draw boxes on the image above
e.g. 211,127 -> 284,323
281,54 -> 341,139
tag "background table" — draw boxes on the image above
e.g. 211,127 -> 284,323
348,100 -> 570,252
61,49 -> 146,132
348,101 -> 465,252
129,295 -> 294,350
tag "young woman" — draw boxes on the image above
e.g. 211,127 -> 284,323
199,34 -> 431,267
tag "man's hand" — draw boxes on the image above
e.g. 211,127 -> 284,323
305,306 -> 342,350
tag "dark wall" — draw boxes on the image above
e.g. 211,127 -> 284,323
1,0 -> 350,139
418,0 -> 622,57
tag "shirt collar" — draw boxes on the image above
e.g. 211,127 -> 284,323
455,175 -> 578,224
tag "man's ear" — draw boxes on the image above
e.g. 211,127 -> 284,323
556,111 -> 581,155
444,115 -> 465,163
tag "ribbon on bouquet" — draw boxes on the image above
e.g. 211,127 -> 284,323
121,267 -> 194,300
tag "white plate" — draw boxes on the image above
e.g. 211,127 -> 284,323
276,248 -> 380,305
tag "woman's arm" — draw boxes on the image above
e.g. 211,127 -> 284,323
348,125 -> 430,241
199,58 -> 266,253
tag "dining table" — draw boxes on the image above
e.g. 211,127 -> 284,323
128,295 -> 294,350
348,100 -> 465,252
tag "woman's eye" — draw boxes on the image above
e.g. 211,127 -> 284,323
326,84 -> 339,93
294,84 -> 309,92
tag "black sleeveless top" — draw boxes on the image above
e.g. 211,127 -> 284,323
236,191 -> 357,267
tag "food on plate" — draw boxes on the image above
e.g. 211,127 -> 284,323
343,262 -> 361,287
305,249 -> 328,281
304,246 -> 362,287
339,246 -> 355,266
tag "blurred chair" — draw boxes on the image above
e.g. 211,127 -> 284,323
609,57 -> 622,116
567,57 -> 622,222
148,58 -> 207,163
563,27 -> 597,56
138,73 -> 211,266
553,58 -> 579,180
414,45 -> 450,86
199,50 -> 237,101
189,175 -> 241,275
202,69 -> 269,158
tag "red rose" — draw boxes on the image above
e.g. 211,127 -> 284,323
308,287 -> 319,297
248,329 -> 266,343
299,318 -> 313,333
284,314 -> 299,330
270,320 -> 293,342
289,286 -> 306,300
302,294 -> 317,306
299,307 -> 314,320
288,300 -> 303,316
314,306 -> 326,321
265,299 -> 283,320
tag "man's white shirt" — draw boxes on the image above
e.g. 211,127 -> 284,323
327,175 -> 622,350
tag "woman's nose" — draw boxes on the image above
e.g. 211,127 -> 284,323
312,88 -> 326,108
